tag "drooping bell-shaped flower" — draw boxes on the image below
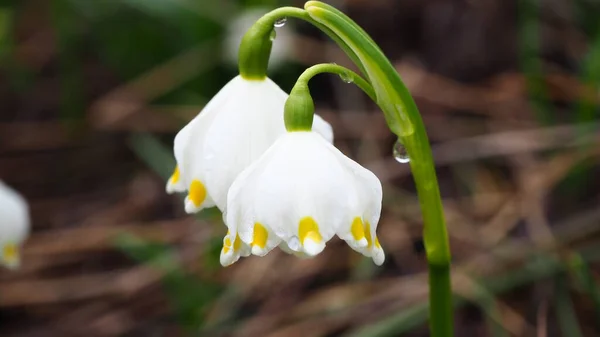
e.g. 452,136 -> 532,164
221,131 -> 384,267
165,75 -> 333,213
0,181 -> 30,269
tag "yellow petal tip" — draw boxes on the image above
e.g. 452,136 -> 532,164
252,223 -> 268,249
188,180 -> 207,207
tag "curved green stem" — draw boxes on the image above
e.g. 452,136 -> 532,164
284,63 -> 375,131
238,7 -> 365,79
297,63 -> 375,101
304,2 -> 453,336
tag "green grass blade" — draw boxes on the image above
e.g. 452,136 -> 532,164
555,274 -> 584,337
129,133 -> 175,180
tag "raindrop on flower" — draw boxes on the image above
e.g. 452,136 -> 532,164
287,236 -> 301,251
392,139 -> 410,163
269,29 -> 276,41
339,71 -> 353,83
274,17 -> 287,28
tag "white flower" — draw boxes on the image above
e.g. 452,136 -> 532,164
0,181 -> 30,269
166,75 -> 333,213
223,8 -> 292,71
221,131 -> 384,267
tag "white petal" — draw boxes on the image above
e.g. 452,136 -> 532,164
174,77 -> 244,211
227,132 -> 361,258
225,149 -> 282,257
335,152 -> 383,229
278,241 -> 310,258
165,166 -> 185,194
0,182 -> 29,243
219,231 -> 251,267
0,182 -> 30,269
166,116 -> 199,195
202,78 -> 286,210
312,114 -> 334,143
303,133 -> 385,265
372,245 -> 385,266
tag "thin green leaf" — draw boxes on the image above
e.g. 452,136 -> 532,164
116,233 -> 222,331
555,274 -> 584,337
129,133 -> 175,180
518,0 -> 555,125
568,254 -> 600,328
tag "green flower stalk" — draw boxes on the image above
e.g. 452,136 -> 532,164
285,63 -> 375,131
238,7 -> 366,80
236,2 -> 453,336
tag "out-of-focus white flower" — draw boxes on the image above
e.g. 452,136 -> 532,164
166,75 -> 333,213
0,181 -> 30,269
224,7 -> 292,71
221,131 -> 384,267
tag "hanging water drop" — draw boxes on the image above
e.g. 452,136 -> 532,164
274,17 -> 287,28
287,236 -> 301,251
392,140 -> 410,163
339,71 -> 353,83
269,29 -> 276,41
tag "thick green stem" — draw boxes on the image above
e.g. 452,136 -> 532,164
429,264 -> 453,336
305,2 -> 453,336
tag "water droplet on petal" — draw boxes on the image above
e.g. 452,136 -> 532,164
273,17 -> 287,28
392,139 -> 410,163
287,236 -> 301,251
339,71 -> 353,83
269,29 -> 276,41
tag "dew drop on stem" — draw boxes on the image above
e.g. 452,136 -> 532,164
393,139 -> 410,163
274,17 -> 287,28
339,71 -> 353,83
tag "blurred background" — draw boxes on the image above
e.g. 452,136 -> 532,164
1,0 -> 599,336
